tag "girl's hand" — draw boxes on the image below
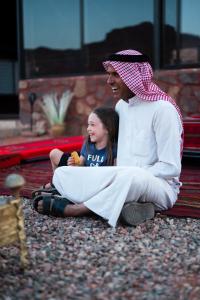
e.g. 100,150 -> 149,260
67,154 -> 85,166
67,157 -> 76,166
71,151 -> 80,165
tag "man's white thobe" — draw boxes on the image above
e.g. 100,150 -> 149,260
53,97 -> 183,227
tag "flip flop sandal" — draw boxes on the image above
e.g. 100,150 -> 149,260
33,194 -> 72,217
31,187 -> 60,199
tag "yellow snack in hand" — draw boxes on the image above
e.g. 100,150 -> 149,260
71,151 -> 81,165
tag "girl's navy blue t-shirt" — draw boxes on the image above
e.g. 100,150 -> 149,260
80,143 -> 117,166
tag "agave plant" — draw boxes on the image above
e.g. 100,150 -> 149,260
40,90 -> 73,126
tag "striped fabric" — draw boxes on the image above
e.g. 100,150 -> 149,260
0,159 -> 199,218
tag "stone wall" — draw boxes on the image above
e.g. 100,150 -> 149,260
19,68 -> 200,137
154,68 -> 200,118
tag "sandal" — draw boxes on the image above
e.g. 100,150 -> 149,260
33,194 -> 72,217
32,187 -> 60,199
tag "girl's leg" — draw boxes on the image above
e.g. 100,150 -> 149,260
43,148 -> 64,189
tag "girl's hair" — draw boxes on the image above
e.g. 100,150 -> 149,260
86,106 -> 119,165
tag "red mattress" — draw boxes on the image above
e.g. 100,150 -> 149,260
0,158 -> 199,219
1,117 -> 200,168
0,134 -> 199,218
183,116 -> 200,151
0,136 -> 84,168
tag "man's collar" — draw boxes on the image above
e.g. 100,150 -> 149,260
127,95 -> 141,106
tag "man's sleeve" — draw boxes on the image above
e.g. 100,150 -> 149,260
145,105 -> 183,179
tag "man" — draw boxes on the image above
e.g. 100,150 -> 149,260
36,49 -> 183,227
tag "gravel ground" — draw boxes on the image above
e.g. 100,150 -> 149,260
0,197 -> 200,300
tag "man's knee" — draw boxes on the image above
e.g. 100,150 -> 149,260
133,175 -> 149,191
128,168 -> 151,189
126,168 -> 153,198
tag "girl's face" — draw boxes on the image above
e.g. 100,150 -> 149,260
87,112 -> 108,147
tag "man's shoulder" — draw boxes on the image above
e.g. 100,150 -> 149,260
152,99 -> 178,112
152,100 -> 182,126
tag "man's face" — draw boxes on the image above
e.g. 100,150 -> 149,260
106,65 -> 135,101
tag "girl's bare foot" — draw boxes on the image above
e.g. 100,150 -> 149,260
43,182 -> 53,189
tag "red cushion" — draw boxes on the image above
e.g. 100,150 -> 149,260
0,136 -> 84,168
0,154 -> 21,168
183,116 -> 200,151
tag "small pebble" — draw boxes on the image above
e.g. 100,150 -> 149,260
0,196 -> 199,299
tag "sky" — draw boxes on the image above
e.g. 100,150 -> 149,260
23,0 -> 200,49
181,0 -> 200,35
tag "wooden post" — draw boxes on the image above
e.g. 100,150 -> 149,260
3,174 -> 29,268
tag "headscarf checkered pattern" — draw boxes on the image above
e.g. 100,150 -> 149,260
103,49 -> 183,153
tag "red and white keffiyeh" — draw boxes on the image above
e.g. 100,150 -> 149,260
103,49 -> 183,153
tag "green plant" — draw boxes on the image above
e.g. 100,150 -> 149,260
40,91 -> 73,125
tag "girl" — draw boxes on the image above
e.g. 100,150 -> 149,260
37,106 -> 119,191
71,106 -> 119,167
